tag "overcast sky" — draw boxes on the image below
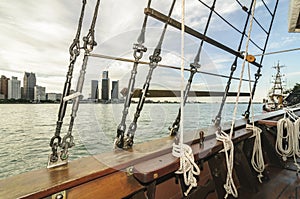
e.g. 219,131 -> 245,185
0,0 -> 299,102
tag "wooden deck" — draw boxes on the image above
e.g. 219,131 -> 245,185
1,107 -> 300,198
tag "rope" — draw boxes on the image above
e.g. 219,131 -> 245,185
246,52 -> 265,183
172,143 -> 200,196
276,109 -> 300,174
171,0 -> 200,196
276,118 -> 294,161
246,124 -> 265,183
216,0 -> 257,197
293,118 -> 300,174
215,131 -> 238,198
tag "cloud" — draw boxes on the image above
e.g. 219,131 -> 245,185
0,0 -> 293,105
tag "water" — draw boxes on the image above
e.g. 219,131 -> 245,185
0,103 -> 262,179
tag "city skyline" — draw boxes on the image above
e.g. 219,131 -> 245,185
0,0 -> 299,102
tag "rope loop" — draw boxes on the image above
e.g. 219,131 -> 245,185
215,130 -> 238,198
172,143 -> 200,196
246,124 -> 265,183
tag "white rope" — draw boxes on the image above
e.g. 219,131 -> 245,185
172,143 -> 201,196
276,110 -> 300,173
216,131 -> 238,198
276,117 -> 294,161
246,124 -> 265,183
246,56 -> 265,183
293,118 -> 300,174
172,0 -> 200,196
215,1 -> 257,198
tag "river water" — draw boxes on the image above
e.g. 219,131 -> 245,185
0,103 -> 263,179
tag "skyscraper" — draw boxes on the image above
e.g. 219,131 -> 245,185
8,76 -> 21,99
0,75 -> 9,99
91,80 -> 99,100
101,71 -> 109,101
23,72 -> 36,101
34,85 -> 46,102
111,80 -> 119,100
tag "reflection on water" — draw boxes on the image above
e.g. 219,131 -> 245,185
0,103 -> 262,179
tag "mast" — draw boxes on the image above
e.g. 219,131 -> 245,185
269,62 -> 286,106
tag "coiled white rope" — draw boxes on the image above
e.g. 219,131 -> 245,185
276,108 -> 300,173
293,118 -> 300,173
171,0 -> 201,196
246,124 -> 265,183
216,130 -> 238,198
276,117 -> 294,161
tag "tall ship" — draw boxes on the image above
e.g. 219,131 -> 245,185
262,62 -> 287,112
1,0 -> 300,199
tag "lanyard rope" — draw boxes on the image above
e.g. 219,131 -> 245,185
245,61 -> 265,183
172,0 -> 200,196
115,0 -> 151,149
216,0 -> 257,197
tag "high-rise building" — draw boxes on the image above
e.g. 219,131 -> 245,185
8,76 -> 21,99
46,93 -> 62,102
23,72 -> 36,101
91,80 -> 99,99
101,71 -> 110,101
34,85 -> 46,102
102,71 -> 109,79
0,75 -> 9,99
111,80 -> 119,100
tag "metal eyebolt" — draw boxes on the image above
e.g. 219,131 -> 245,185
50,143 -> 59,162
50,136 -> 61,147
133,50 -> 143,60
60,142 -> 69,161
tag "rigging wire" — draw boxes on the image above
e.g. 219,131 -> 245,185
199,0 -> 263,51
243,0 -> 279,119
253,47 -> 300,56
123,0 -> 177,148
168,0 -> 216,136
114,0 -> 151,149
48,0 -> 87,166
60,0 -> 101,161
88,53 -> 254,82
216,0 -> 257,198
214,0 -> 255,128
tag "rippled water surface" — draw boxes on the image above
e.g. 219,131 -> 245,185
0,103 -> 262,179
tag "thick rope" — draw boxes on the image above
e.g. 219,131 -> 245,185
276,109 -> 300,173
247,59 -> 265,183
293,118 -> 300,173
276,117 -> 294,161
246,124 -> 265,183
216,0 -> 256,197
215,131 -> 238,198
172,0 -> 200,196
172,143 -> 200,196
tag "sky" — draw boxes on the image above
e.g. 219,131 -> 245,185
0,0 -> 299,102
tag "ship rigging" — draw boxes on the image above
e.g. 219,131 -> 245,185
2,0 -> 300,199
